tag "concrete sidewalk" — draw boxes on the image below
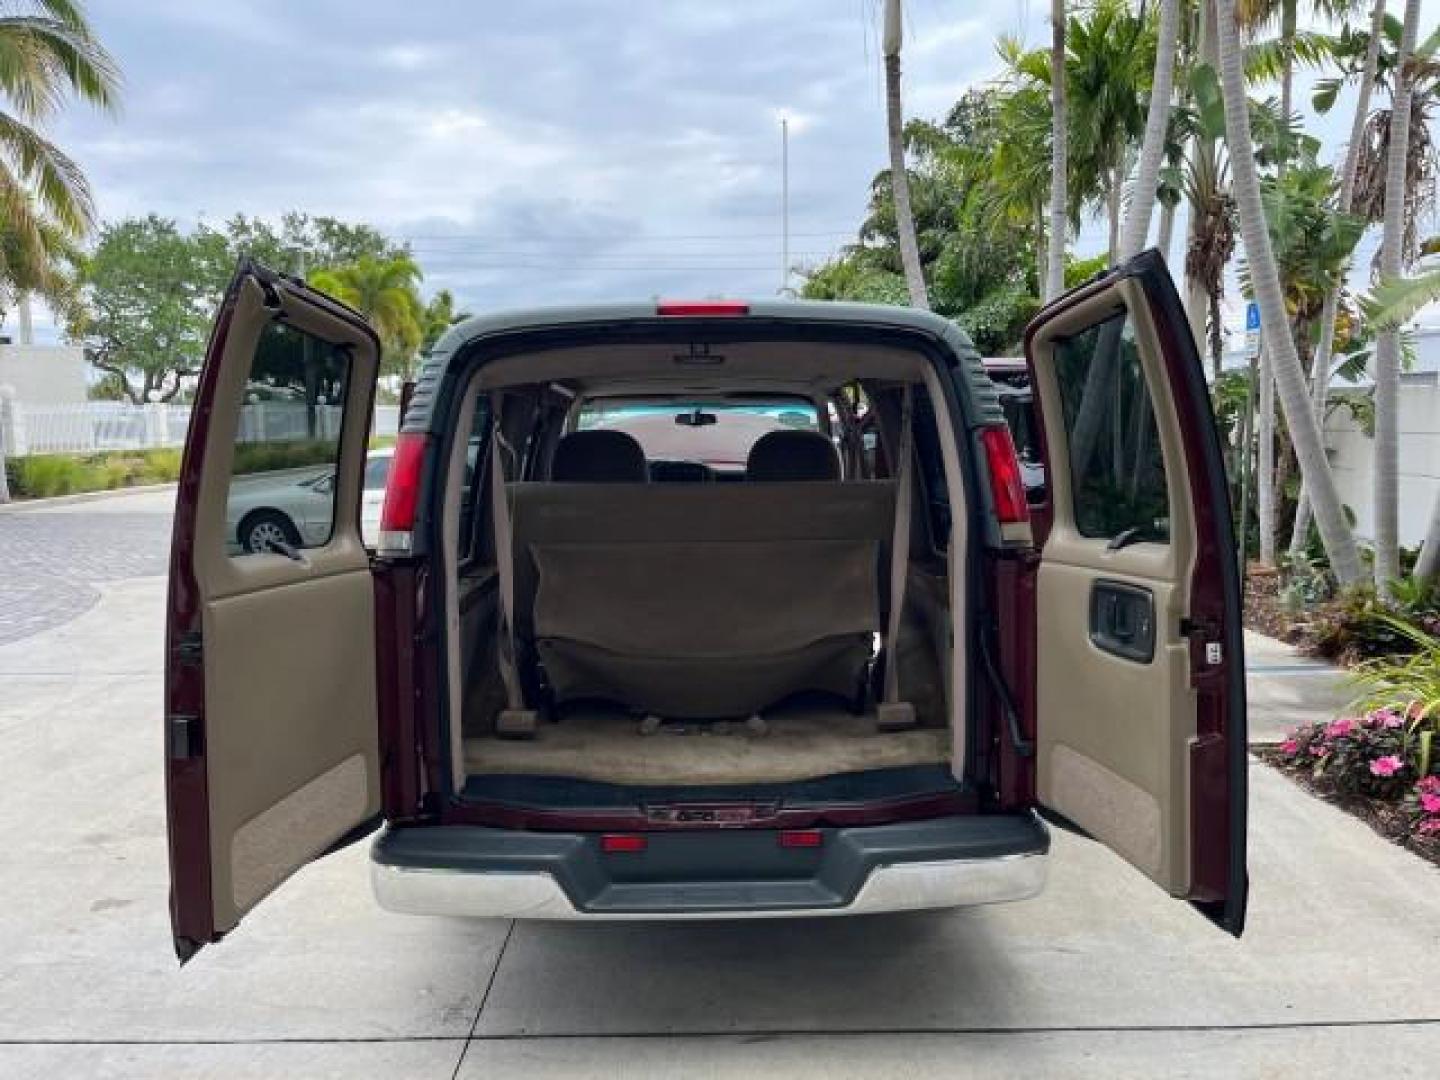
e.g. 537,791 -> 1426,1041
1244,629 -> 1351,742
0,574 -> 1435,1077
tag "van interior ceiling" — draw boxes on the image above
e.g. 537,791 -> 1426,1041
440,339 -> 970,805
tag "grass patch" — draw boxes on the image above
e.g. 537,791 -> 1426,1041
5,448 -> 183,499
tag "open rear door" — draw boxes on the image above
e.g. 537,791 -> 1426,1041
166,262 -> 383,961
1023,250 -> 1246,934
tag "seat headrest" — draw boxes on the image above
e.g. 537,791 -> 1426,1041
552,430 -> 649,483
745,429 -> 841,482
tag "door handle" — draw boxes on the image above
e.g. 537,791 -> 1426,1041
1089,580 -> 1155,663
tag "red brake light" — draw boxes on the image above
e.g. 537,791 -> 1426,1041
980,425 -> 1028,525
778,829 -> 824,849
601,834 -> 648,853
378,432 -> 428,552
656,300 -> 750,317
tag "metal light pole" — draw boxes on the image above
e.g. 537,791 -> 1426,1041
780,116 -> 790,295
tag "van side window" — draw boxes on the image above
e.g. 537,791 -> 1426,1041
223,321 -> 352,557
1052,310 -> 1170,544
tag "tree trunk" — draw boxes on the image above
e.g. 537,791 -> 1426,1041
1184,1 -> 1219,347
1257,340 -> 1277,565
1046,0 -> 1068,301
1372,0 -> 1419,589
1415,495 -> 1440,582
1120,0 -> 1180,260
1157,200 -> 1177,265
883,0 -> 929,310
1214,0 -> 1364,584
1106,167 -> 1122,264
1256,0 -> 1297,568
1290,0 -> 1387,556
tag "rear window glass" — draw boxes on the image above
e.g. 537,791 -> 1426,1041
223,321 -> 352,557
1051,310 -> 1170,544
576,398 -> 820,472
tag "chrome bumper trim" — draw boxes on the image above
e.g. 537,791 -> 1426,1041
371,850 -> 1048,920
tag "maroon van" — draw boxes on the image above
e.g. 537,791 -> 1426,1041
164,250 -> 1245,961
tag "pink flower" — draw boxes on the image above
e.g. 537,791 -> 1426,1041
1419,776 -> 1440,795
1420,793 -> 1440,815
1366,709 -> 1404,730
1369,755 -> 1404,778
1280,739 -> 1300,755
1326,718 -> 1358,739
1418,818 -> 1440,835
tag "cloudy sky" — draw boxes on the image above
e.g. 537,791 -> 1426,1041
35,0 -> 1430,339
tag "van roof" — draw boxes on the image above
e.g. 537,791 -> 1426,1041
403,298 -> 1004,436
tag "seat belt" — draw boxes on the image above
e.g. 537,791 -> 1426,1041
489,396 -> 536,737
878,385 -> 917,731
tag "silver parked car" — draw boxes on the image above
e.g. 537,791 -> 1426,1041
225,448 -> 392,553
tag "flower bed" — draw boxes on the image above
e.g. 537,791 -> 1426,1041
1261,706 -> 1440,866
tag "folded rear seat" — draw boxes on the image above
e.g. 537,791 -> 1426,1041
509,480 -> 894,718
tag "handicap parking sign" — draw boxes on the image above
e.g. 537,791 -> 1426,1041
1244,302 -> 1261,357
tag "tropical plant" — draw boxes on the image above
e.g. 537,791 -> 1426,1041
882,0 -> 928,308
310,255 -> 426,377
1371,0 -> 1422,587
1216,0 -> 1364,584
0,0 -> 118,248
1290,1 -> 1388,558
1046,0 -> 1068,300
1121,0 -> 1183,258
420,289 -> 470,353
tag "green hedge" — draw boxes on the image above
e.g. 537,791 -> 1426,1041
231,439 -> 339,477
6,436 -> 387,500
5,448 -> 184,499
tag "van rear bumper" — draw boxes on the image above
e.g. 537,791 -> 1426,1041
370,813 -> 1048,920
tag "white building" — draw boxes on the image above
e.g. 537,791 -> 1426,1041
0,343 -> 89,405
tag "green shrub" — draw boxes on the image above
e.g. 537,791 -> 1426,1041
1309,582 -> 1440,664
232,439 -> 338,476
5,447 -> 189,500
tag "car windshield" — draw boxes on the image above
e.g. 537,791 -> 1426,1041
576,399 -> 821,470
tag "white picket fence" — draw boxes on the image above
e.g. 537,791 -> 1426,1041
0,397 -> 401,456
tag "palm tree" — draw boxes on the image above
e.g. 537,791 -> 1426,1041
1371,0 -> 1421,587
310,255 -> 425,377
1215,0 -> 1364,584
1121,0 -> 1182,258
1045,0 -> 1068,300
1290,0 -> 1387,557
0,1 -> 118,261
883,0 -> 928,309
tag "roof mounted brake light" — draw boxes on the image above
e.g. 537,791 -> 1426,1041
657,300 -> 749,317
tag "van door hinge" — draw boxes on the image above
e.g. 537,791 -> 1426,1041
174,631 -> 203,665
168,714 -> 203,760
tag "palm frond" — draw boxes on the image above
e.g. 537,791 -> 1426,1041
0,111 -> 92,232
1363,266 -> 1440,329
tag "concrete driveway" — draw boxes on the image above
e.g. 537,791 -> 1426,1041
0,488 -> 1436,1078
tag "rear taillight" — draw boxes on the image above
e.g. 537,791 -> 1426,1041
378,432 -> 428,553
656,299 -> 750,317
980,425 -> 1028,525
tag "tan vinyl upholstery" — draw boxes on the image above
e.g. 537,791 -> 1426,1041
508,481 -> 894,718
